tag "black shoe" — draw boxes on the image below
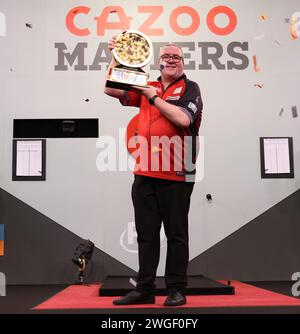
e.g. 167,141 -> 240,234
164,289 -> 186,306
113,290 -> 155,305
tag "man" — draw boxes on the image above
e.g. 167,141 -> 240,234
104,38 -> 203,306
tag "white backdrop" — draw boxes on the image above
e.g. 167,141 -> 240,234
0,0 -> 299,274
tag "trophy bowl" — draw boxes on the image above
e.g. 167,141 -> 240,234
112,30 -> 153,68
106,30 -> 153,90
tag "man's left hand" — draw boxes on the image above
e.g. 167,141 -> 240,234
132,85 -> 158,99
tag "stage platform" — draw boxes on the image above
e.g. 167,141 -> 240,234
99,275 -> 235,296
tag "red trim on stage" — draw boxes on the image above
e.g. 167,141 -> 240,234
33,281 -> 300,310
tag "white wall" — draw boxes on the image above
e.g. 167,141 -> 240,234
0,0 -> 299,274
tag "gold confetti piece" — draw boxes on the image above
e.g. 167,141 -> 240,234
151,146 -> 161,153
290,24 -> 298,39
290,14 -> 300,39
254,83 -> 264,88
291,17 -> 297,24
260,14 -> 268,20
252,55 -> 261,72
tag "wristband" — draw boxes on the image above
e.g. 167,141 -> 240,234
148,95 -> 158,105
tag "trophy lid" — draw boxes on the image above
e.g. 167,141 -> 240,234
112,30 -> 153,68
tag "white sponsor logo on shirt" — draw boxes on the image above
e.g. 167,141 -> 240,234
167,96 -> 180,101
188,102 -> 197,113
173,87 -> 183,94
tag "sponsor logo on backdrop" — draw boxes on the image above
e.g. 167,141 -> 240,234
54,4 -> 250,71
120,222 -> 166,253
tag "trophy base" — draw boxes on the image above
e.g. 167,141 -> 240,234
106,66 -> 149,91
105,80 -> 147,91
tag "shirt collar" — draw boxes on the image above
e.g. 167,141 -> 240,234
157,73 -> 186,86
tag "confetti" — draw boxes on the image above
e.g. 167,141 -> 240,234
290,24 -> 299,40
289,14 -> 300,39
151,146 -> 161,153
25,23 -> 32,28
285,17 -> 299,23
252,55 -> 261,72
206,194 -> 212,201
279,108 -> 284,117
274,39 -> 281,46
291,106 -> 298,118
254,83 -> 264,88
260,14 -> 268,20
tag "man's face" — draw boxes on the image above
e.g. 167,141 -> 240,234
158,46 -> 184,80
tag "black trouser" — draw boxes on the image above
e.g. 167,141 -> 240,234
131,175 -> 194,292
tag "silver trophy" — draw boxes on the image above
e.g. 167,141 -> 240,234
106,30 -> 153,91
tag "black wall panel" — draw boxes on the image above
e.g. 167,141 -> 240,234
13,119 -> 99,138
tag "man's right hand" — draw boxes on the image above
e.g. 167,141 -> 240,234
104,35 -> 127,100
108,36 -> 117,52
108,36 -> 120,67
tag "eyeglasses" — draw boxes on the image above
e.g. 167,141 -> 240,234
160,54 -> 183,63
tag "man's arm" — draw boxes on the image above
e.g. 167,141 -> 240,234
104,58 -> 126,100
132,85 -> 191,128
104,37 -> 126,102
152,97 -> 191,128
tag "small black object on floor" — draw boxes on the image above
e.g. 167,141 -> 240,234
99,275 -> 235,296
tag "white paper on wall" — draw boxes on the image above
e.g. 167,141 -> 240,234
16,141 -> 43,176
263,138 -> 290,174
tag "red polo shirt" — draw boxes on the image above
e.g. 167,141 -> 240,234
121,74 -> 203,182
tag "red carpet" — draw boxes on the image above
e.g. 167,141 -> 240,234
33,281 -> 300,310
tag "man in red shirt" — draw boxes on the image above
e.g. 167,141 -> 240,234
104,38 -> 203,306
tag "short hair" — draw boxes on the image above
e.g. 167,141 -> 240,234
159,44 -> 184,57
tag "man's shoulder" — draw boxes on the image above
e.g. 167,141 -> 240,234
183,76 -> 200,88
181,78 -> 201,96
